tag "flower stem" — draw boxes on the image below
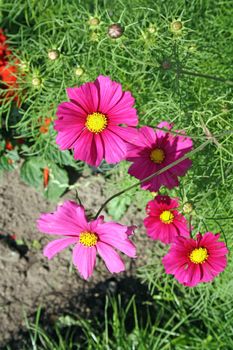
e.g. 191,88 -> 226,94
189,215 -> 193,238
95,139 -> 212,218
179,69 -> 233,86
205,217 -> 233,221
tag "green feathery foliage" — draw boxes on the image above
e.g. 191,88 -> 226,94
1,0 -> 232,206
1,1 -> 233,347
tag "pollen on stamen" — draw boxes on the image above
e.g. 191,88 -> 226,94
150,148 -> 165,164
85,112 -> 108,133
189,247 -> 208,264
79,231 -> 98,247
160,210 -> 174,224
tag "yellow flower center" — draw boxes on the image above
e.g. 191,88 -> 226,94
85,112 -> 108,133
79,231 -> 98,247
150,148 -> 165,163
189,247 -> 208,264
160,210 -> 174,224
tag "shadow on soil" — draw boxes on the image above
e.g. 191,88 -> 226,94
3,276 -> 156,350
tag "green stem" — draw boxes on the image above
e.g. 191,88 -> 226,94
94,139 -> 211,218
179,69 -> 233,86
189,215 -> 193,238
211,218 -> 228,250
205,217 -> 233,221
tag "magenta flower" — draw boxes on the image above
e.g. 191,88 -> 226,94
37,201 -> 136,280
126,122 -> 193,192
55,75 -> 138,167
144,195 -> 189,244
162,232 -> 228,287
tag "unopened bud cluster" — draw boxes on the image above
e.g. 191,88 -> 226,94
161,60 -> 172,70
75,67 -> 84,77
108,23 -> 124,39
170,20 -> 183,33
183,202 -> 193,214
32,77 -> 42,87
89,17 -> 100,27
48,49 -> 60,61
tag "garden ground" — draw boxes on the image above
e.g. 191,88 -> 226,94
0,1 -> 233,348
0,169 -> 150,348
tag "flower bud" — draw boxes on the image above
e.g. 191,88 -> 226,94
188,44 -> 197,52
221,107 -> 229,114
90,32 -> 99,42
170,20 -> 183,33
19,61 -> 29,72
16,137 -> 25,144
151,191 -> 158,197
148,24 -> 157,34
108,23 -> 124,39
183,202 -> 193,214
161,60 -> 172,70
75,67 -> 84,77
89,17 -> 100,26
32,77 -> 42,87
48,49 -> 60,61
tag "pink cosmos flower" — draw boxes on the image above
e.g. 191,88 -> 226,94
143,195 -> 189,244
55,75 -> 138,167
162,232 -> 228,287
126,122 -> 193,192
37,201 -> 136,280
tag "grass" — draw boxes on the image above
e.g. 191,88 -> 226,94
7,288 -> 233,350
1,0 -> 233,349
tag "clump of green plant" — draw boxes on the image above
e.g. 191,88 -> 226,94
1,0 -> 232,202
10,288 -> 233,350
1,0 -> 233,347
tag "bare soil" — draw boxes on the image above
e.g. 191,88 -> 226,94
0,169 -> 150,348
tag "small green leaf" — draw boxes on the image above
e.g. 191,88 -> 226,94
20,157 -> 45,189
6,149 -> 20,161
0,156 -> 14,170
107,196 -> 132,220
46,144 -> 81,170
20,157 -> 69,201
44,163 -> 69,202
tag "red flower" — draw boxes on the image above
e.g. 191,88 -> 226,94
7,158 -> 13,165
126,122 -> 193,192
143,195 -> 189,244
43,167 -> 49,188
39,126 -> 49,133
5,140 -> 14,151
55,75 -> 138,167
37,201 -> 136,279
44,117 -> 52,125
162,233 -> 228,287
0,29 -> 20,106
16,137 -> 25,144
1,64 -> 17,84
0,28 -> 11,59
39,117 -> 52,134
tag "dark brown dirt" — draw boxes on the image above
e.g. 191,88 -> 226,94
0,169 -> 149,348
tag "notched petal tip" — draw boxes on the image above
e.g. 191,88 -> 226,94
126,225 -> 137,236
